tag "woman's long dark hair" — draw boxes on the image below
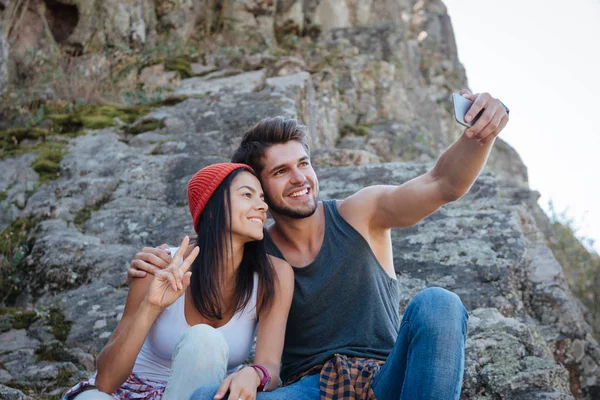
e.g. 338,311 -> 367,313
189,168 -> 276,320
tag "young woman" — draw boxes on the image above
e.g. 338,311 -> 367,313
64,163 -> 294,400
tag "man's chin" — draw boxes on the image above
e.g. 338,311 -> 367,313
271,200 -> 318,219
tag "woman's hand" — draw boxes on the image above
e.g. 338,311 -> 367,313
214,366 -> 261,400
145,236 -> 198,310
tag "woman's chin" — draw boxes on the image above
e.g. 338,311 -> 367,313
241,231 -> 264,243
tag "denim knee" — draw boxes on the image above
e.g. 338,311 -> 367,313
405,287 -> 468,333
189,384 -> 220,400
176,324 -> 228,363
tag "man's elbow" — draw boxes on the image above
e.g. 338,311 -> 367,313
441,189 -> 465,203
436,179 -> 470,203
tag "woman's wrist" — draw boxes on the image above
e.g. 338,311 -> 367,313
243,366 -> 262,387
140,299 -> 164,316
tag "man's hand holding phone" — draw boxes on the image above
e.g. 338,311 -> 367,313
452,89 -> 510,145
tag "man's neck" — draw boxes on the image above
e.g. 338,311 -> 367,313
268,201 -> 326,266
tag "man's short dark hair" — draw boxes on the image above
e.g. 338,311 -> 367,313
232,117 -> 310,176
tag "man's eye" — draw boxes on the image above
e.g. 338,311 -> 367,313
274,170 -> 284,176
300,162 -> 309,167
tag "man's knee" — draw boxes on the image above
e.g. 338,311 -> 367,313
189,384 -> 220,400
407,287 -> 468,331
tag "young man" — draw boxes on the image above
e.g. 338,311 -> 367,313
128,90 -> 509,399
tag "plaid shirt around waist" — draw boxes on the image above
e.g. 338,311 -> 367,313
63,372 -> 166,399
287,354 -> 385,400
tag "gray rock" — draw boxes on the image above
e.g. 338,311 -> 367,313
174,69 -> 266,97
154,0 -> 201,40
0,330 -> 39,354
1,1 -> 598,397
0,384 -> 32,400
462,308 -> 573,399
23,361 -> 78,381
0,349 -> 36,378
312,148 -> 380,167
67,0 -> 158,50
0,30 -> 8,95
0,153 -> 39,230
139,64 -> 180,90
0,369 -> 13,384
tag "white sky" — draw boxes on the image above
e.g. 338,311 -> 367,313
444,0 -> 600,253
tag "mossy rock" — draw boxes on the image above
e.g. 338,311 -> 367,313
73,192 -> 113,229
47,113 -> 83,133
166,56 -> 193,78
30,142 -> 66,183
0,127 -> 50,153
0,217 -> 40,256
0,127 -> 48,142
35,340 -> 77,363
123,118 -> 166,135
32,158 -> 59,174
339,124 -> 369,138
49,104 -> 140,133
0,217 -> 41,305
47,308 -> 72,342
146,95 -> 188,107
0,307 -> 39,331
80,115 -> 117,130
73,207 -> 92,229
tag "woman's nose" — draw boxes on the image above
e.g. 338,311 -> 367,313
256,198 -> 268,212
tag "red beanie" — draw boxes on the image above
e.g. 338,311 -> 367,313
187,163 -> 255,233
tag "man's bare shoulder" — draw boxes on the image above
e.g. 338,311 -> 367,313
338,186 -> 394,218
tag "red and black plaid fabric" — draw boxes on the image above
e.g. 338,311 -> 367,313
63,372 -> 166,399
287,354 -> 385,400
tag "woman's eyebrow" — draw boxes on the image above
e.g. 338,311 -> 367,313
237,185 -> 257,193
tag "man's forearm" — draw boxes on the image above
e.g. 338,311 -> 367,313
432,133 -> 495,200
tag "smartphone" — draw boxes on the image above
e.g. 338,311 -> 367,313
452,93 -> 482,128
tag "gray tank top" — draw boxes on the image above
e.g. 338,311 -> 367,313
265,199 -> 401,381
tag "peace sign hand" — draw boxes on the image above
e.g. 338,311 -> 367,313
145,236 -> 199,310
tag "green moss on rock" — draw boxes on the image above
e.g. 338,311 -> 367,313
123,118 -> 166,135
35,340 -> 76,363
80,115 -> 116,130
31,142 -> 66,183
0,127 -> 50,154
0,307 -> 39,330
48,308 -> 72,342
147,95 -> 188,107
166,56 -> 193,78
0,217 -> 41,305
0,217 -> 40,257
48,100 -> 185,134
339,124 -> 369,138
73,192 -> 113,229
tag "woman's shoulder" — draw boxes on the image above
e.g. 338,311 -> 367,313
267,254 -> 290,269
267,255 -> 294,283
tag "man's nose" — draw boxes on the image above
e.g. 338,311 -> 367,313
289,167 -> 305,184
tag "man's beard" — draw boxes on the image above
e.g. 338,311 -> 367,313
265,191 -> 318,219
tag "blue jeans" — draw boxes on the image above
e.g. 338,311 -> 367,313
190,287 -> 468,400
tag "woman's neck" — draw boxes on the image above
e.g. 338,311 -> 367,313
222,238 -> 245,287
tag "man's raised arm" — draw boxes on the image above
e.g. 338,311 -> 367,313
342,90 -> 509,231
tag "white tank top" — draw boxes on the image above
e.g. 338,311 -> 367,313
132,264 -> 259,383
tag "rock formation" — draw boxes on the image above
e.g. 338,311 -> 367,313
0,0 -> 598,398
